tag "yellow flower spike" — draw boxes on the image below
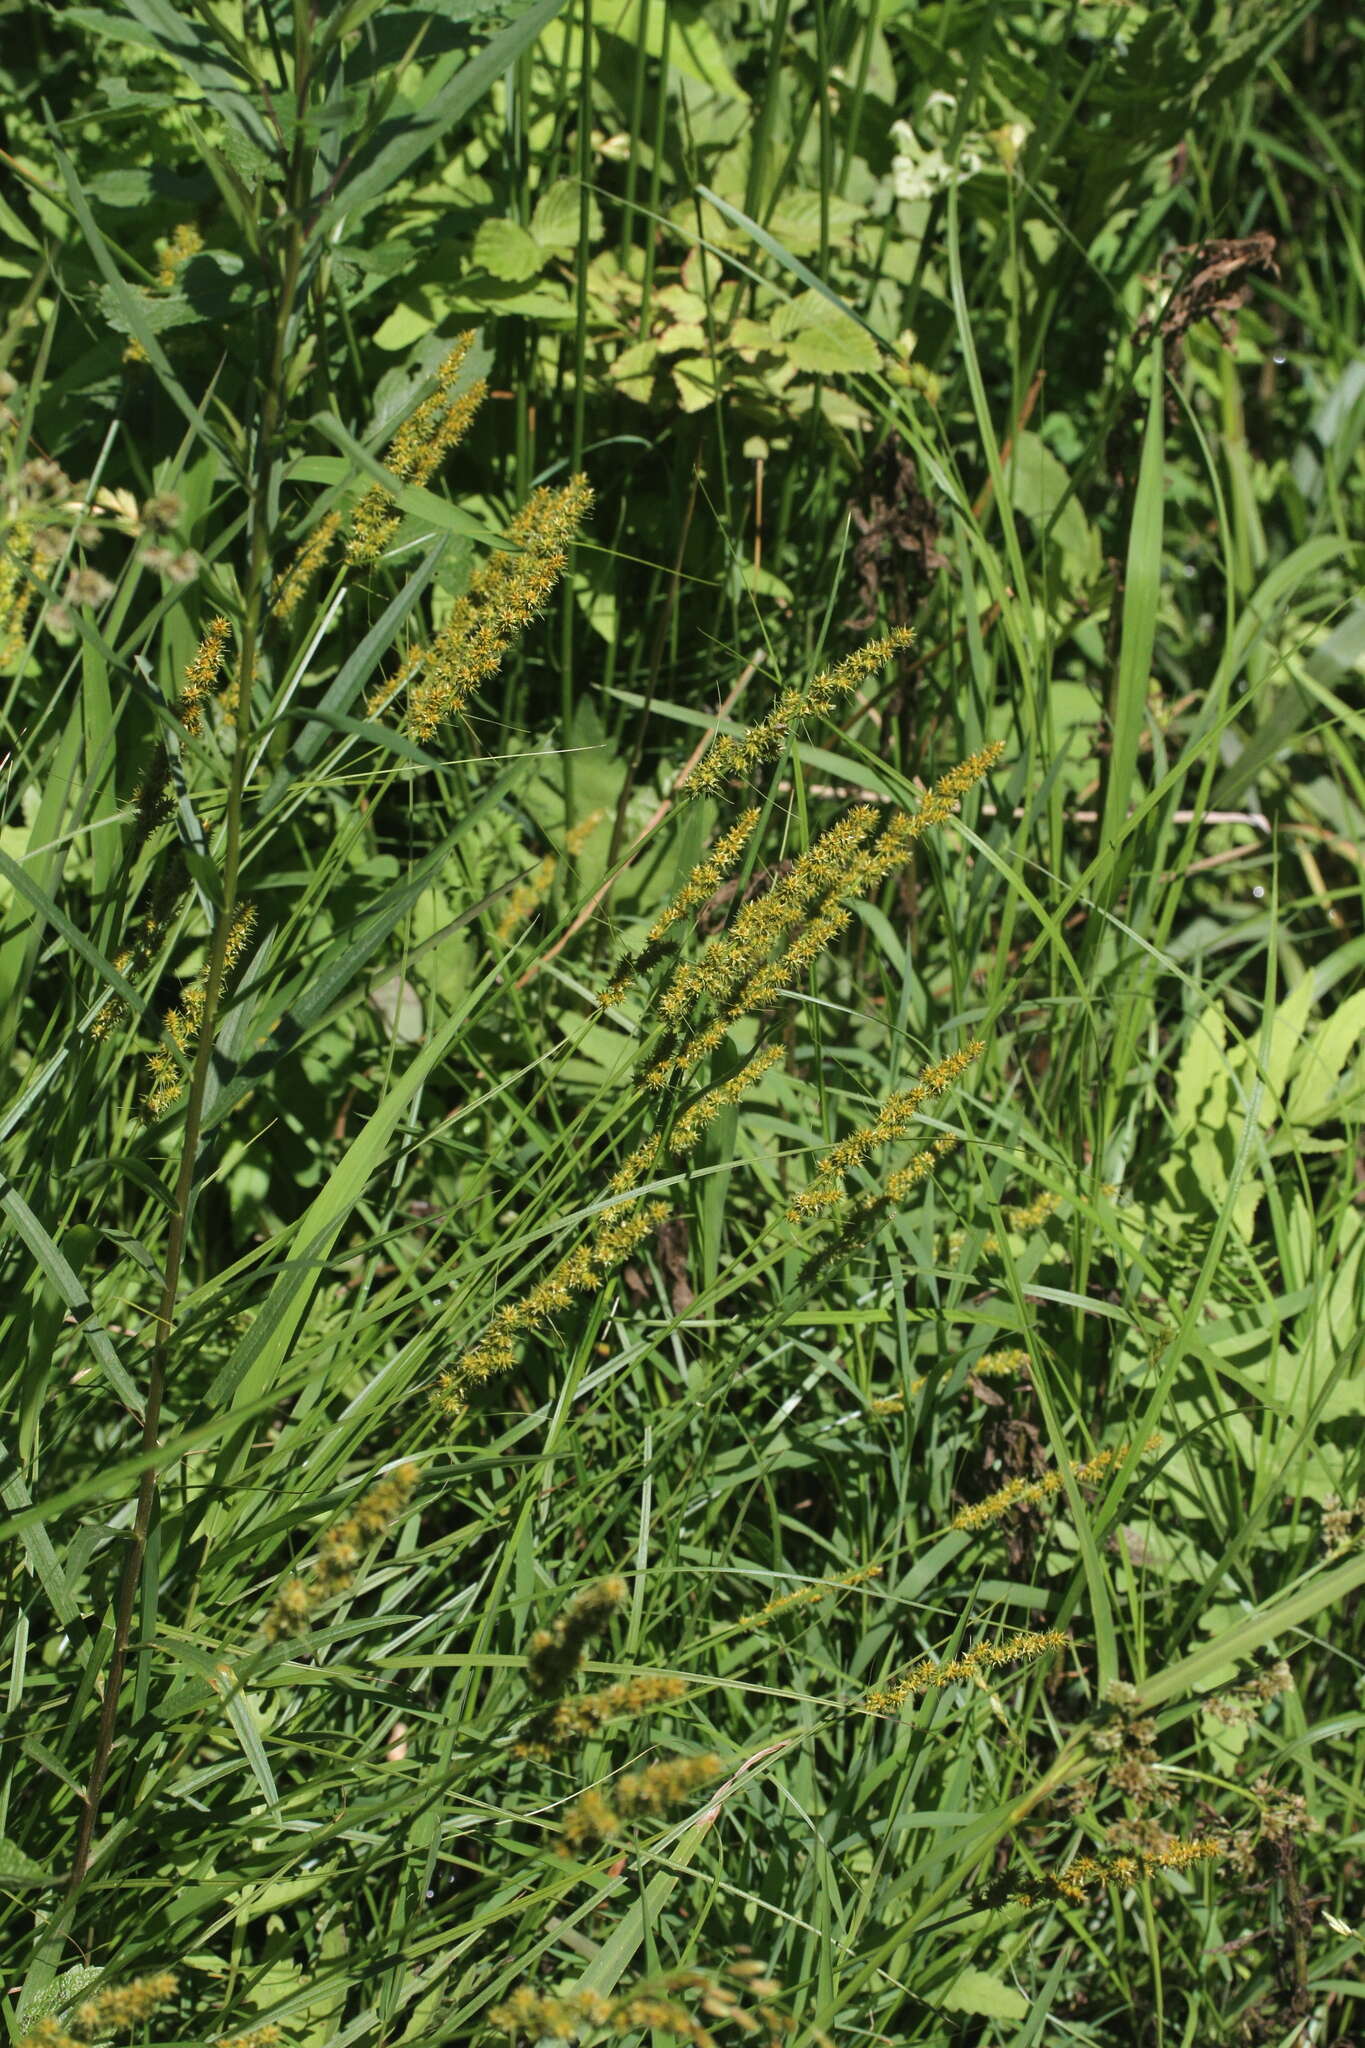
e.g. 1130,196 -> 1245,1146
651,808 -> 762,946
874,1347 -> 1031,1412
739,1562 -> 882,1629
996,1835 -> 1221,1908
670,1042 -> 784,1154
876,1128 -> 960,1208
951,1434 -> 1163,1533
346,333 -> 484,563
57,1973 -> 179,2039
515,1674 -> 689,1757
156,222 -> 201,288
557,1753 -> 723,1855
524,1575 -> 628,1694
263,1464 -> 419,1640
947,1186 -> 1063,1260
788,1041 -> 982,1219
654,807 -> 880,1054
0,524 -> 35,664
795,1132 -> 960,1288
437,1187 -> 667,1408
608,1136 -> 661,1195
864,1628 -> 1068,1713
972,1346 -> 1032,1379
144,903 -> 255,1118
495,851 -> 557,941
647,752 -> 1002,1087
857,740 -> 1006,877
555,1785 -> 622,1856
367,639 -> 425,720
399,475 -> 592,739
179,614 -> 231,732
598,807 -> 763,1009
689,629 -> 914,797
272,508 -> 342,621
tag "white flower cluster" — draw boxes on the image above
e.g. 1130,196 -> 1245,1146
890,94 -> 1029,202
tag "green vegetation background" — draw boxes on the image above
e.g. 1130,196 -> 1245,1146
0,2 -> 1362,2044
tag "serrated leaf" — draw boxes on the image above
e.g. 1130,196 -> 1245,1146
672,355 -> 720,411
472,218 -> 545,282
766,187 -> 863,254
1174,1003 -> 1228,1134
729,316 -> 775,352
97,283 -> 200,336
939,1969 -> 1028,2020
610,340 -> 658,382
655,321 -> 706,355
781,323 -> 879,375
680,246 -> 725,296
530,176 -> 597,251
770,288 -> 879,375
1287,989 -> 1365,1127
655,282 -> 707,322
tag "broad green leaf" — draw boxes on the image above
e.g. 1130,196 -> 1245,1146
609,339 -> 659,401
938,1969 -> 1028,2020
672,355 -> 721,411
1006,430 -> 1096,569
597,0 -> 745,99
0,1835 -> 50,1884
770,284 -> 881,373
472,218 -> 546,282
16,1967 -> 102,2030
766,188 -> 863,255
1173,1002 -> 1228,1134
373,299 -> 439,351
531,177 -> 598,251
1287,988 -> 1365,1127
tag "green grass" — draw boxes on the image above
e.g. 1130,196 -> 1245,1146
0,3 -> 1363,2045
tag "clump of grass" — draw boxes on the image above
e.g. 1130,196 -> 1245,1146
5,6 -> 1361,2043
